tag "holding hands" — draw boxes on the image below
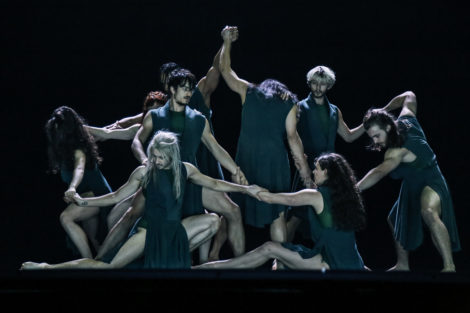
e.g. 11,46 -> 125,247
221,25 -> 239,42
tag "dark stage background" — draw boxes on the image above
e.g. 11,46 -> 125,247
2,1 -> 470,308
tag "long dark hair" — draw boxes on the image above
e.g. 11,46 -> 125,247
256,79 -> 299,103
363,109 -> 406,151
316,153 -> 366,232
45,106 -> 102,173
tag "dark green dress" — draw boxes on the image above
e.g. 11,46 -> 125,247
61,163 -> 112,253
146,102 -> 206,217
234,86 -> 294,227
188,87 -> 224,180
289,94 -> 339,242
282,186 -> 365,270
388,115 -> 461,251
136,162 -> 190,269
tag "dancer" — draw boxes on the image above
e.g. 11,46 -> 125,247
194,153 -> 366,270
287,65 -> 365,244
357,91 -> 460,272
21,131 -> 263,270
44,106 -> 114,258
218,26 -> 312,246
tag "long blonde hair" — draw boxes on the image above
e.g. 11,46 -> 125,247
143,130 -> 182,198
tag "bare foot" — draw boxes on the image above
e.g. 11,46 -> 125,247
441,265 -> 456,272
20,262 -> 51,270
387,264 -> 410,271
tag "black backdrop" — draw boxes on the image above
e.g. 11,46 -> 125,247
2,1 -> 469,275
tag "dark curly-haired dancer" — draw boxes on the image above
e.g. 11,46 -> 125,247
21,131 -> 263,270
357,91 -> 461,272
194,153 -> 366,270
45,106 -> 113,258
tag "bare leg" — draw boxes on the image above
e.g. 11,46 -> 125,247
82,216 -> 100,253
386,216 -> 410,271
21,228 -> 146,270
198,240 -> 211,264
286,215 -> 302,243
182,213 -> 220,253
106,194 -> 135,230
60,202 -> 101,258
270,212 -> 287,270
208,216 -> 228,261
202,188 -> 245,256
420,186 -> 455,272
95,190 -> 145,260
194,241 -> 329,270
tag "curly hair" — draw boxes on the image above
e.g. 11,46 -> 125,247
316,153 -> 366,232
45,106 -> 102,173
363,109 -> 406,151
141,91 -> 168,123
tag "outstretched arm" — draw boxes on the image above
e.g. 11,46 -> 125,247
185,162 -> 262,199
73,166 -> 146,207
104,113 -> 143,130
285,105 -> 314,188
200,119 -> 248,184
219,26 -> 249,104
382,91 -> 417,118
258,189 -> 324,214
131,111 -> 154,165
357,148 -> 406,191
197,47 -> 222,108
85,124 -> 140,142
64,149 -> 86,203
336,108 -> 365,143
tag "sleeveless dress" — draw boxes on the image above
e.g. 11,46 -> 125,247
145,102 -> 206,217
188,87 -> 224,180
282,186 -> 365,270
388,115 -> 461,251
289,94 -> 339,241
234,87 -> 294,227
61,162 -> 112,252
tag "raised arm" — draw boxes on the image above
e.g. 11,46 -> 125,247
184,162 -> 262,199
196,47 -> 222,108
258,189 -> 324,214
63,149 -> 87,203
336,108 -> 365,143
382,91 -> 417,118
285,105 -> 314,188
357,147 -> 407,191
131,111 -> 154,165
219,26 -> 249,104
85,124 -> 140,142
73,166 -> 146,207
200,119 -> 248,184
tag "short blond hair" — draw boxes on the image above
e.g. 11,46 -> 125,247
306,66 -> 336,87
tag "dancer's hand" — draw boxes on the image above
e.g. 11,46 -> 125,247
63,187 -> 76,203
246,184 -> 268,200
72,193 -> 88,206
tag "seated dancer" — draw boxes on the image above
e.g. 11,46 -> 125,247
21,131 -> 263,270
44,106 -> 114,258
194,153 -> 367,271
357,91 -> 461,272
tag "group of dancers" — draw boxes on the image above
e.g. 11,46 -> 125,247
21,26 -> 461,272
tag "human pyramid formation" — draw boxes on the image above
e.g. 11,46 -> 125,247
21,26 -> 460,272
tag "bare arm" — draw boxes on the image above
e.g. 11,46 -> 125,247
85,124 -> 140,141
382,91 -> 417,118
200,119 -> 248,184
73,166 -> 145,207
336,108 -> 365,143
64,149 -> 86,202
131,111 -> 154,165
219,26 -> 249,104
258,189 -> 324,214
357,148 -> 407,191
185,162 -> 261,199
285,105 -> 313,188
197,47 -> 222,108
105,113 -> 144,129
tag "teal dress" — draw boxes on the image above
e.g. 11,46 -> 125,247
289,94 -> 339,242
60,163 -> 112,253
282,186 -> 365,270
234,86 -> 294,227
137,162 -> 190,268
146,102 -> 206,217
388,116 -> 461,251
188,87 -> 224,180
